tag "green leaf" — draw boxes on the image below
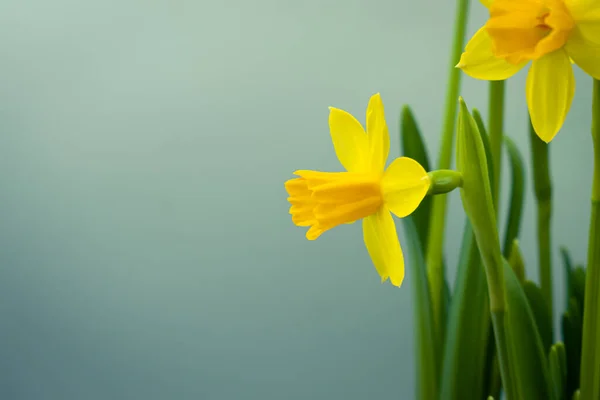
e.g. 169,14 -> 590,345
400,106 -> 432,253
523,280 -> 553,352
508,239 -> 525,283
458,99 -> 508,398
440,220 -> 491,400
549,342 -> 567,400
572,390 -> 580,400
562,297 -> 583,399
472,107 -> 501,400
569,267 -> 586,314
443,270 -> 451,327
504,261 -> 554,400
561,247 -> 574,309
402,216 -> 438,400
472,108 -> 495,196
502,135 -> 526,257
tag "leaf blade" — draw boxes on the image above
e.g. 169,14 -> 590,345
402,216 -> 438,400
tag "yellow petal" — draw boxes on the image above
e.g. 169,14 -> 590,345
328,107 -> 369,172
480,0 -> 492,8
526,50 -> 575,143
565,26 -> 600,79
381,157 -> 430,218
362,208 -> 404,287
457,26 -> 527,80
565,0 -> 600,21
366,93 -> 390,172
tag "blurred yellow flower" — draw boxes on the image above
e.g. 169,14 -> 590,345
285,94 -> 430,287
457,0 -> 600,143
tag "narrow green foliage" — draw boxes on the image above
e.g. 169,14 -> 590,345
563,297 -> 583,399
472,108 -> 495,197
570,267 -> 586,313
522,281 -> 553,352
504,261 -> 554,400
401,216 -> 438,400
503,135 -> 526,257
549,342 -> 567,400
457,98 -> 512,397
440,106 -> 498,400
473,109 -> 501,400
457,98 -> 503,309
508,240 -> 525,283
400,106 -> 432,252
561,247 -> 574,309
440,221 -> 490,400
483,335 -> 502,399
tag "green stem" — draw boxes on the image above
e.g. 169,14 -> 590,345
529,120 -> 554,329
425,0 -> 470,356
488,80 -> 505,206
580,79 -> 600,399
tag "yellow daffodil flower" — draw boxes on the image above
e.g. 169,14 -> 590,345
284,94 -> 430,287
457,0 -> 600,143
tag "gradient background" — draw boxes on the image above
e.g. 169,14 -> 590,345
0,0 -> 594,399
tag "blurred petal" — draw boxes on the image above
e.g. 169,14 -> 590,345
565,0 -> 600,21
457,27 -> 527,80
362,208 -> 404,287
480,0 -> 493,7
366,93 -> 390,172
328,107 -> 370,172
566,25 -> 600,79
526,50 -> 575,143
382,157 -> 430,218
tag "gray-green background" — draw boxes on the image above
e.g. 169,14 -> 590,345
0,0 -> 594,399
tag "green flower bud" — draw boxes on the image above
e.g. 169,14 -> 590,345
426,170 -> 463,196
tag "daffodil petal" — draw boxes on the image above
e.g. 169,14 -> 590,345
565,0 -> 600,21
566,26 -> 600,79
366,93 -> 390,172
457,26 -> 527,80
381,157 -> 430,218
526,50 -> 575,143
480,0 -> 492,8
328,107 -> 369,172
362,208 -> 404,287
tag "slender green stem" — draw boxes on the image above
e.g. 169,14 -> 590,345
580,79 -> 600,399
425,0 -> 470,354
485,66 -> 505,400
529,119 -> 554,330
488,80 -> 505,206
